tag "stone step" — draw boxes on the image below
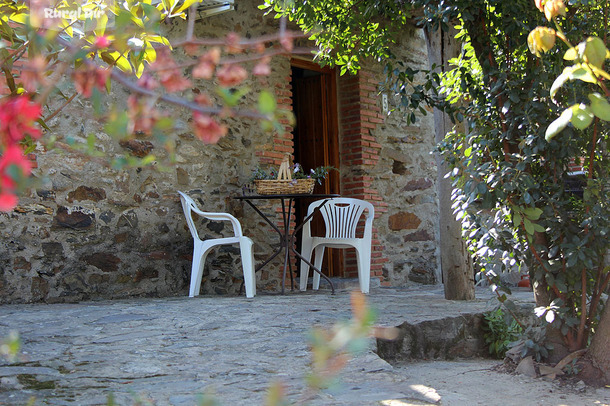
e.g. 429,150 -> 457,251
305,276 -> 381,291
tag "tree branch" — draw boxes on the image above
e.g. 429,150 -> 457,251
109,69 -> 269,120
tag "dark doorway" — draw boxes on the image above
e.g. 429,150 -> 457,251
291,59 -> 341,278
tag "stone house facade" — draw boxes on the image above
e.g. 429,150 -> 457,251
0,1 -> 441,303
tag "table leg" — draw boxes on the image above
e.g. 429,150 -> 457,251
290,247 -> 335,294
280,198 -> 296,293
242,200 -> 284,270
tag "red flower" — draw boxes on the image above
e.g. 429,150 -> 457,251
0,96 -> 40,212
0,191 -> 18,211
0,145 -> 33,177
0,96 -> 42,144
192,113 -> 227,144
0,145 -> 33,212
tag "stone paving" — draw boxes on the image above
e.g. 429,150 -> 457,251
0,285 -> 534,405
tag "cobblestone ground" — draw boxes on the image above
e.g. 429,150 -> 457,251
1,286 -> 607,405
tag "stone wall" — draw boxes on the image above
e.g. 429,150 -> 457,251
0,1 -> 441,303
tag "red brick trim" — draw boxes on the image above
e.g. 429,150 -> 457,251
338,69 -> 388,281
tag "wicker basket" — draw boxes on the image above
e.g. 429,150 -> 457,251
254,178 -> 316,195
252,154 -> 316,195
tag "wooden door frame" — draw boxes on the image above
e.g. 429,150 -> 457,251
291,58 -> 342,278
290,58 -> 340,195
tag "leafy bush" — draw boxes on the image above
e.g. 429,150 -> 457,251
482,308 -> 523,359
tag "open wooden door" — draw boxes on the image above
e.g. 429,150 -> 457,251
291,59 -> 341,277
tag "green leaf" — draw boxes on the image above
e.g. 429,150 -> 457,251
563,46 -> 578,61
36,119 -> 51,131
100,51 -> 116,66
523,218 -> 534,235
175,0 -> 202,15
588,93 -> 610,121
161,0 -> 176,12
1,67 -> 16,92
258,90 -> 277,114
9,13 -> 27,24
145,35 -> 171,47
513,211 -> 522,228
140,154 -> 157,166
570,64 -> 598,84
217,87 -> 251,107
87,133 -> 96,153
91,87 -> 105,115
569,104 -> 594,130
550,71 -> 569,99
93,13 -> 109,37
583,37 -> 608,68
545,108 -> 572,141
533,223 -> 546,233
522,207 -> 542,220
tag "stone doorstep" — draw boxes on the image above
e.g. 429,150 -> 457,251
304,277 -> 381,291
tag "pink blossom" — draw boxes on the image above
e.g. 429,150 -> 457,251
217,64 -> 247,87
160,73 -> 191,93
20,56 -> 48,93
136,74 -> 159,90
253,59 -> 271,76
280,34 -> 294,52
127,95 -> 158,135
225,33 -> 243,54
193,48 -> 221,79
72,66 -> 111,98
192,113 -> 227,144
94,36 -> 111,48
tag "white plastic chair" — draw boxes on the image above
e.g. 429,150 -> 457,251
178,191 -> 256,298
299,198 -> 374,294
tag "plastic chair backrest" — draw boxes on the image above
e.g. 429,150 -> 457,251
179,191 -> 202,241
308,198 -> 374,239
178,191 -> 243,241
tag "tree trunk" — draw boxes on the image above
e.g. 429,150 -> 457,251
424,27 -> 475,300
425,26 -> 474,300
532,276 -> 571,363
583,301 -> 610,385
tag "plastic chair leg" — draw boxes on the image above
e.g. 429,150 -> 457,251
356,247 -> 371,294
189,243 -> 206,297
239,237 -> 256,298
299,238 -> 314,291
312,245 -> 325,290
